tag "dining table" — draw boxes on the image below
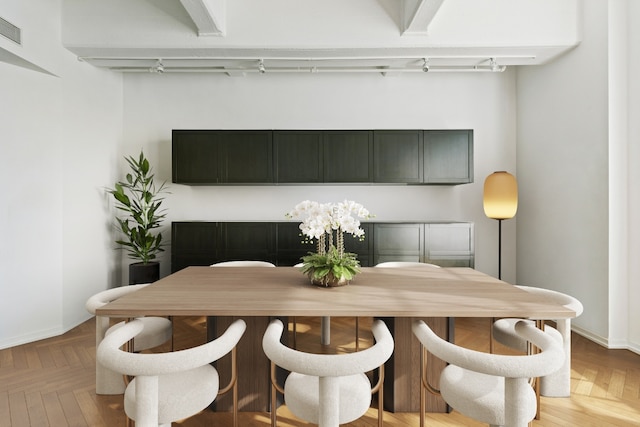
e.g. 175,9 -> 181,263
96,265 -> 576,413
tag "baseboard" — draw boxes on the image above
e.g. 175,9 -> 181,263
572,325 -> 640,355
0,326 -> 65,350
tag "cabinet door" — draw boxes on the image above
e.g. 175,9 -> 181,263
172,130 -> 220,184
276,222 -> 316,266
425,223 -> 474,267
373,130 -> 423,183
323,131 -> 373,182
220,131 -> 273,183
221,222 -> 276,263
343,223 -> 373,267
424,130 -> 473,184
274,131 -> 323,183
373,223 -> 424,265
171,222 -> 220,272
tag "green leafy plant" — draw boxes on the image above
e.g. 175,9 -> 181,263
300,245 -> 361,285
108,151 -> 168,264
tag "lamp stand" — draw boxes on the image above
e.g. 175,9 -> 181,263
497,219 -> 503,280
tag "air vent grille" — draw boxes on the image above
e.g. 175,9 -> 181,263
0,16 -> 21,45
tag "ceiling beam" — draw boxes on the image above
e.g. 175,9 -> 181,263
179,0 -> 225,36
402,0 -> 445,35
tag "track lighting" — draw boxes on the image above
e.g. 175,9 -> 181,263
489,58 -> 505,72
258,59 -> 266,74
422,58 -> 429,72
150,59 -> 164,73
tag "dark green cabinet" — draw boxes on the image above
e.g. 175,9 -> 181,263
172,131 -> 220,184
171,221 -> 472,272
171,222 -> 220,271
373,130 -> 423,183
173,129 -> 472,185
222,222 -> 276,263
323,131 -> 373,183
425,223 -> 475,267
274,131 -> 323,183
172,130 -> 272,184
373,223 -> 424,264
424,130 -> 473,184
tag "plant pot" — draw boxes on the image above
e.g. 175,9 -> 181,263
129,262 -> 160,285
310,273 -> 350,288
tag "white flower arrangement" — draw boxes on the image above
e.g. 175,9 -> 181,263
286,200 -> 373,286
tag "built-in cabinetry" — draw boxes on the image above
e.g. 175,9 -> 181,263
172,129 -> 473,185
171,221 -> 473,273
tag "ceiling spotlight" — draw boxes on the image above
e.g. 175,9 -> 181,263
490,58 -> 504,72
258,59 -> 266,74
422,58 -> 430,72
151,59 -> 164,74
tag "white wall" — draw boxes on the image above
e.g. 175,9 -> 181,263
624,0 -> 640,352
121,70 -> 518,283
0,0 -> 123,349
516,0 -> 640,351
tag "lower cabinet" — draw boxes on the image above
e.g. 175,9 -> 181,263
171,221 -> 473,272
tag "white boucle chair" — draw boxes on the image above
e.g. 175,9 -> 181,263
210,260 -> 276,267
492,285 -> 583,397
374,261 -> 441,268
86,284 -> 173,395
412,319 -> 564,427
263,318 -> 394,427
97,318 -> 246,427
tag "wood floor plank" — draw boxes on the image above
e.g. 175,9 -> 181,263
41,391 -> 68,427
24,391 -> 48,426
8,392 -> 30,427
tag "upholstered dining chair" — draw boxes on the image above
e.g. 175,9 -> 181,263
97,318 -> 246,427
374,261 -> 441,268
492,285 -> 583,397
86,284 -> 173,395
263,318 -> 394,427
412,319 -> 564,427
210,260 -> 276,267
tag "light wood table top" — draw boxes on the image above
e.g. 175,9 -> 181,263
96,266 -> 576,319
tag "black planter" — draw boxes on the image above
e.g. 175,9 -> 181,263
129,262 -> 160,285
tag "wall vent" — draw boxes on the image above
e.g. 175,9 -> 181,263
0,16 -> 21,45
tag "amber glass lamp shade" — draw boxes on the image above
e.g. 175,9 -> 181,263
483,171 -> 518,220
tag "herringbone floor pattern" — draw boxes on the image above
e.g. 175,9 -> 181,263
1,316 -> 638,426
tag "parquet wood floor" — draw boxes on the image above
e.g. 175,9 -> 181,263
0,315 -> 638,426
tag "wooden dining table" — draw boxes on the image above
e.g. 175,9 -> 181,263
96,266 -> 576,413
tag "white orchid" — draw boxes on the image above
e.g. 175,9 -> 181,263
287,200 -> 374,286
286,200 -> 372,242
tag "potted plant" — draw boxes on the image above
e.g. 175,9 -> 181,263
108,151 -> 168,284
286,200 -> 373,287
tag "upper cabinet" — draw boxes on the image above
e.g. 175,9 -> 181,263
173,129 -> 472,185
274,131 -> 323,183
323,131 -> 373,183
373,130 -> 423,183
172,130 -> 273,184
424,130 -> 473,184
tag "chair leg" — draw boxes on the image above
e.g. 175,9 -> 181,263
355,317 -> 360,351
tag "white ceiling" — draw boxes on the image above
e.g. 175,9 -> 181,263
61,0 -> 581,75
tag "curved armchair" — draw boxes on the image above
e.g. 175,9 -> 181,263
263,319 -> 394,427
86,284 -> 173,395
374,261 -> 441,268
97,318 -> 246,427
413,319 -> 564,427
210,260 -> 276,267
492,285 -> 583,397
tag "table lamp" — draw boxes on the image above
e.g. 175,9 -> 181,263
483,171 -> 518,279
